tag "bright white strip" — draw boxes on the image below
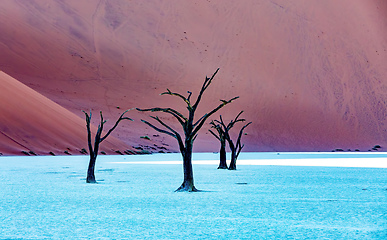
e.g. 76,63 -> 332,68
110,161 -> 220,165
109,158 -> 387,168
237,158 -> 387,168
111,161 -> 182,165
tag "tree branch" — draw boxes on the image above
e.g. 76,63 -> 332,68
209,129 -> 221,141
100,110 -> 133,142
192,96 -> 239,137
94,112 -> 104,152
141,119 -> 175,138
192,68 -> 220,111
150,116 -> 181,138
82,110 -> 94,156
161,89 -> 193,109
209,121 -> 225,141
187,91 -> 192,102
227,110 -> 246,130
136,107 -> 187,126
140,118 -> 185,152
235,122 -> 252,159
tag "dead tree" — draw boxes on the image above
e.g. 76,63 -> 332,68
137,68 -> 238,192
213,111 -> 251,170
83,110 -> 132,183
209,121 -> 227,169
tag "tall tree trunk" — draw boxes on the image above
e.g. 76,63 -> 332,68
228,145 -> 237,170
83,110 -> 131,184
176,142 -> 197,192
218,141 -> 228,169
86,154 -> 97,183
137,69 -> 238,191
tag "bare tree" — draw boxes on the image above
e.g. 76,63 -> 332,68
83,110 -> 132,183
137,68 -> 238,191
209,121 -> 227,169
212,111 -> 251,170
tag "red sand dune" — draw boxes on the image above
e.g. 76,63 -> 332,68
0,0 -> 387,155
0,71 -> 131,156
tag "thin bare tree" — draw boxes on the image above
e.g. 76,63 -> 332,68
209,121 -> 227,169
137,68 -> 238,191
83,110 -> 132,183
212,111 -> 251,170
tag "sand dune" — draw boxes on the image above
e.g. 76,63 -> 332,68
0,0 -> 386,154
0,71 -> 131,156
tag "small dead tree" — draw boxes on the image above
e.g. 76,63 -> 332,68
137,68 -> 238,192
209,121 -> 227,169
212,111 -> 251,170
83,110 -> 132,183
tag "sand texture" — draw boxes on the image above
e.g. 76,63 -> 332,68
0,0 -> 387,154
0,71 -> 131,155
1,153 -> 386,238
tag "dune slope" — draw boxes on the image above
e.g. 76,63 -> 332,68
0,0 -> 387,153
0,71 -> 131,156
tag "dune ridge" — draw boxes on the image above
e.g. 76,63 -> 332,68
0,71 -> 132,156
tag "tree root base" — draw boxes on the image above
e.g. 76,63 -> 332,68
86,178 -> 97,184
175,182 -> 199,192
217,166 -> 228,169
